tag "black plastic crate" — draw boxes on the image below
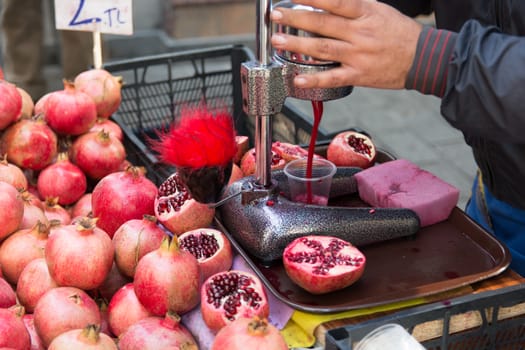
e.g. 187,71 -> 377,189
325,283 -> 525,350
103,44 -> 335,185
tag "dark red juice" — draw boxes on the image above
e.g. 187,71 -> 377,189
306,100 -> 323,203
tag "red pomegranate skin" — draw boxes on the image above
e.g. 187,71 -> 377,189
118,312 -> 198,350
69,130 -> 127,180
112,215 -> 166,278
33,287 -> 101,348
0,307 -> 31,350
133,237 -> 200,316
326,130 -> 376,169
37,154 -> 87,206
107,283 -> 153,337
91,167 -> 158,238
0,277 -> 16,308
74,69 -> 122,119
16,258 -> 59,313
211,316 -> 288,350
0,117 -> 58,170
0,181 -> 24,241
45,218 -> 114,290
0,80 -> 22,130
43,81 -> 97,135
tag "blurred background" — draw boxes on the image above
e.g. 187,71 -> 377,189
0,0 -> 477,208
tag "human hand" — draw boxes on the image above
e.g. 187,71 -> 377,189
270,0 -> 423,90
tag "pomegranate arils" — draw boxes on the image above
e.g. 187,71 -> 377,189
285,237 -> 362,276
347,134 -> 372,156
282,235 -> 367,294
205,272 -> 262,321
179,232 -> 219,260
157,173 -> 191,214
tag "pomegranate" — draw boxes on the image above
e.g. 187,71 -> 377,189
37,152 -> 87,205
89,118 -> 123,141
45,217 -> 114,290
43,80 -> 98,135
118,312 -> 198,350
70,129 -> 126,180
154,172 -> 215,236
47,324 -> 117,350
22,314 -> 45,350
233,135 -> 250,164
34,92 -> 52,116
42,197 -> 71,225
0,181 -> 24,240
91,166 -> 157,237
0,80 -> 22,130
16,87 -> 34,120
0,115 -> 58,170
0,221 -> 50,284
16,258 -> 59,313
0,154 -> 28,190
201,270 -> 270,333
74,69 -> 122,119
178,228 -> 233,282
0,306 -> 31,350
272,141 -> 322,162
327,130 -> 377,169
107,283 -> 153,337
0,277 -> 16,308
19,191 -> 49,231
112,215 -> 166,277
134,236 -> 200,316
240,147 -> 287,176
282,235 -> 366,294
33,287 -> 101,348
211,316 -> 288,350
70,193 -> 93,219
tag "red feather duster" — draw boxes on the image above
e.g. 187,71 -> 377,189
151,105 -> 238,169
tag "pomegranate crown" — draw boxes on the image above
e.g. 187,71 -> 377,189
151,104 -> 238,169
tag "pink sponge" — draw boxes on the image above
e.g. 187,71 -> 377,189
354,159 -> 460,227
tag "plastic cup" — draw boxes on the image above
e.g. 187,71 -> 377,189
284,158 -> 336,206
355,323 -> 426,350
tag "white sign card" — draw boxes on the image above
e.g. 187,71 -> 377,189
54,0 -> 133,35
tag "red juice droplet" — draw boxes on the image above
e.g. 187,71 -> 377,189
307,100 -> 323,203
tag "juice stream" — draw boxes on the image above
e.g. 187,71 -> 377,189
306,100 -> 324,203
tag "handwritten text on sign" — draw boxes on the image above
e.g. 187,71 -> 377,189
54,0 -> 133,35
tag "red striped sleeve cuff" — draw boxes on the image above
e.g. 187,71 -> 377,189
405,26 -> 457,97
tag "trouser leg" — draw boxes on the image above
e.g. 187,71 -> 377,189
1,0 -> 46,100
59,30 -> 93,80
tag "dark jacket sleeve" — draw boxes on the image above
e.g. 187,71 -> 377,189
442,20 -> 525,144
406,20 -> 525,144
379,0 -> 432,18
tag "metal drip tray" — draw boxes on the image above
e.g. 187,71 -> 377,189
215,206 -> 510,313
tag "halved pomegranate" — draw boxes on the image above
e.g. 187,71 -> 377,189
178,228 -> 233,282
283,235 -> 366,294
240,148 -> 286,177
272,141 -> 319,162
327,130 -> 376,169
154,172 -> 215,236
201,270 -> 269,333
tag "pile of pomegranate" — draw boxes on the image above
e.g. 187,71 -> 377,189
0,67 -> 376,349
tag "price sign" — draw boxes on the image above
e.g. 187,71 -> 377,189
54,0 -> 133,35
